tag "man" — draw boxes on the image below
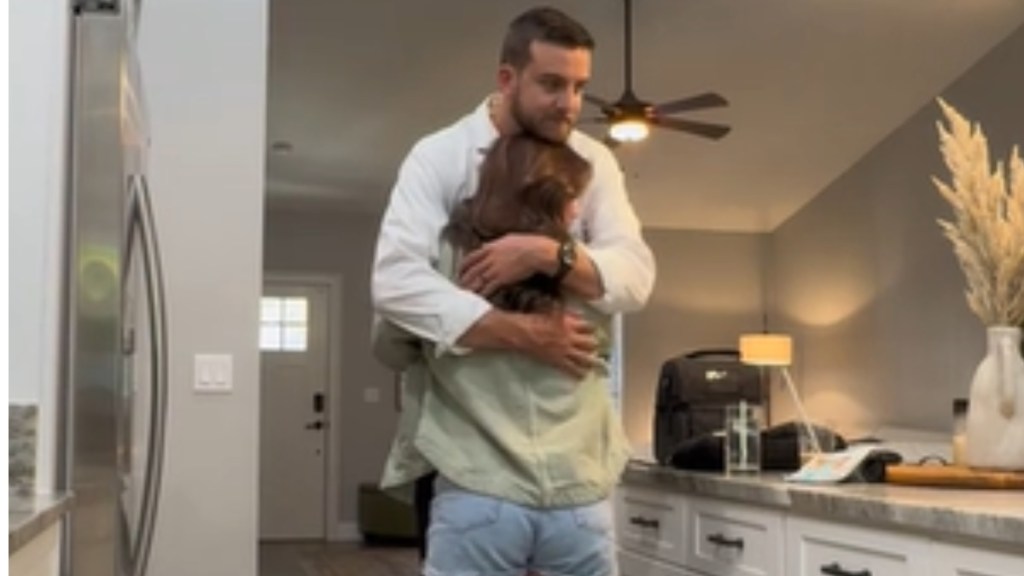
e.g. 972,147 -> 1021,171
372,6 -> 655,575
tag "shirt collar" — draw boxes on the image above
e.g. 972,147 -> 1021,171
468,95 -> 584,156
469,96 -> 500,156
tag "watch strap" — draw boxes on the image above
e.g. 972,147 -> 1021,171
552,238 -> 576,283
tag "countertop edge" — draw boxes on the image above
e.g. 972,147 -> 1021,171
623,461 -> 1024,550
9,492 -> 74,555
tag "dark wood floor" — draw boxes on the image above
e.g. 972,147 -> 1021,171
260,541 -> 421,576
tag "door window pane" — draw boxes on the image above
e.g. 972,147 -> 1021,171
260,323 -> 282,350
260,296 -> 308,352
282,326 -> 307,351
261,298 -> 282,322
283,298 -> 307,323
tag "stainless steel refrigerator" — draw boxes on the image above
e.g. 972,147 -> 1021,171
61,1 -> 169,575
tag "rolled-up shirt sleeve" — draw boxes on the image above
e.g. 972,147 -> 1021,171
371,138 -> 492,355
579,143 -> 656,314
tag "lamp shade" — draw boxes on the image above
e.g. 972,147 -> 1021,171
739,333 -> 792,366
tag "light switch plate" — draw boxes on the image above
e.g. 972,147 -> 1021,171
194,354 -> 233,393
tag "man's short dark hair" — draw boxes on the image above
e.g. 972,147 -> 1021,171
500,7 -> 595,69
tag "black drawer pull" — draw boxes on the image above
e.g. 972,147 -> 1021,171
706,533 -> 744,550
628,516 -> 660,529
820,562 -> 871,576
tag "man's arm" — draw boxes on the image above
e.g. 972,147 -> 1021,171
574,141 -> 656,313
372,139 -> 493,354
457,140 -> 655,313
458,234 -> 603,301
456,308 -> 598,378
372,135 -> 600,369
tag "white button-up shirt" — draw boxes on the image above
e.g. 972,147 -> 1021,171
371,97 -> 656,353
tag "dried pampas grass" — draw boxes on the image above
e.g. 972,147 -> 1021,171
933,98 -> 1024,327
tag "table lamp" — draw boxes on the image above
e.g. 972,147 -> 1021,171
739,333 -> 823,455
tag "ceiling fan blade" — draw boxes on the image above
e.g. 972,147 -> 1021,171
653,92 -> 729,116
583,93 -> 617,114
578,116 -> 611,125
652,116 -> 731,140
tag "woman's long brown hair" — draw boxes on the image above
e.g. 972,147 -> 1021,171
444,133 -> 592,312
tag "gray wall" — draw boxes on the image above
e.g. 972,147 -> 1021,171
139,2 -> 267,575
769,25 -> 1024,436
263,204 -> 400,527
622,230 -> 766,448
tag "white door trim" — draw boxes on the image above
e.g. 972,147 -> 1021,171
263,271 -> 344,540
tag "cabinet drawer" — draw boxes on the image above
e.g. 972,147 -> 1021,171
619,548 -> 701,576
615,485 -> 688,566
786,516 -> 930,576
687,497 -> 784,576
931,541 -> 1024,576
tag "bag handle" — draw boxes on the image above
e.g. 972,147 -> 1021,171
685,348 -> 740,359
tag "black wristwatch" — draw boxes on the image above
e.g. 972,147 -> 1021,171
552,238 -> 577,283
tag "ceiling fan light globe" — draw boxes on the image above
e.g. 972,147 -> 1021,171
609,119 -> 649,142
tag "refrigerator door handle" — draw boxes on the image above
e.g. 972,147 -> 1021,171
126,174 -> 169,576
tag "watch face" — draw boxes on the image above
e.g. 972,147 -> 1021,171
561,239 -> 577,267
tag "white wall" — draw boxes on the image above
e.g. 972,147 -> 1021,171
770,25 -> 1024,436
9,0 -> 73,491
138,1 -> 267,575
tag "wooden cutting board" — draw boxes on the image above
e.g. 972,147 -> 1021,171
885,465 -> 1024,489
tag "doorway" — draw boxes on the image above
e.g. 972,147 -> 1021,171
259,274 -> 342,540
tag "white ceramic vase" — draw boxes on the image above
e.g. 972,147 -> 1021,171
965,326 -> 1024,470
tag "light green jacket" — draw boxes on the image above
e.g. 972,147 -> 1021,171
376,245 -> 630,507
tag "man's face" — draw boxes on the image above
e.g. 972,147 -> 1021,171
501,41 -> 591,143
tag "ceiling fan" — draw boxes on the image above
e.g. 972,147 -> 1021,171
582,0 -> 731,144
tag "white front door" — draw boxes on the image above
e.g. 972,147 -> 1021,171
259,281 -> 330,539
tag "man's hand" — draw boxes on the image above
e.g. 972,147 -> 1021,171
459,234 -> 556,296
521,311 -> 599,378
456,308 -> 599,379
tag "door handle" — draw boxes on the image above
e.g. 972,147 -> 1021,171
126,174 -> 169,576
305,420 -> 326,430
820,563 -> 871,576
707,533 -> 744,550
628,516 -> 660,529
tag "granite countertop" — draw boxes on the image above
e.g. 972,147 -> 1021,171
9,491 -> 74,554
624,460 -> 1024,549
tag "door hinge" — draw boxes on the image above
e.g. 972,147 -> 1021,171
74,0 -> 119,14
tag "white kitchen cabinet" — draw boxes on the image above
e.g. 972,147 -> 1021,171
619,548 -> 703,576
9,524 -> 61,576
615,485 -> 690,566
930,541 -> 1024,576
785,516 -> 932,576
616,477 -> 1019,576
687,497 -> 785,576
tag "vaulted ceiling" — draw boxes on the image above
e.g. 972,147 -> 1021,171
266,0 -> 1024,231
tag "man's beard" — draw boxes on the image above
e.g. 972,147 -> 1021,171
509,90 -> 573,144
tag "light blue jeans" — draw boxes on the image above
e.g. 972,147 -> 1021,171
424,477 -> 618,576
